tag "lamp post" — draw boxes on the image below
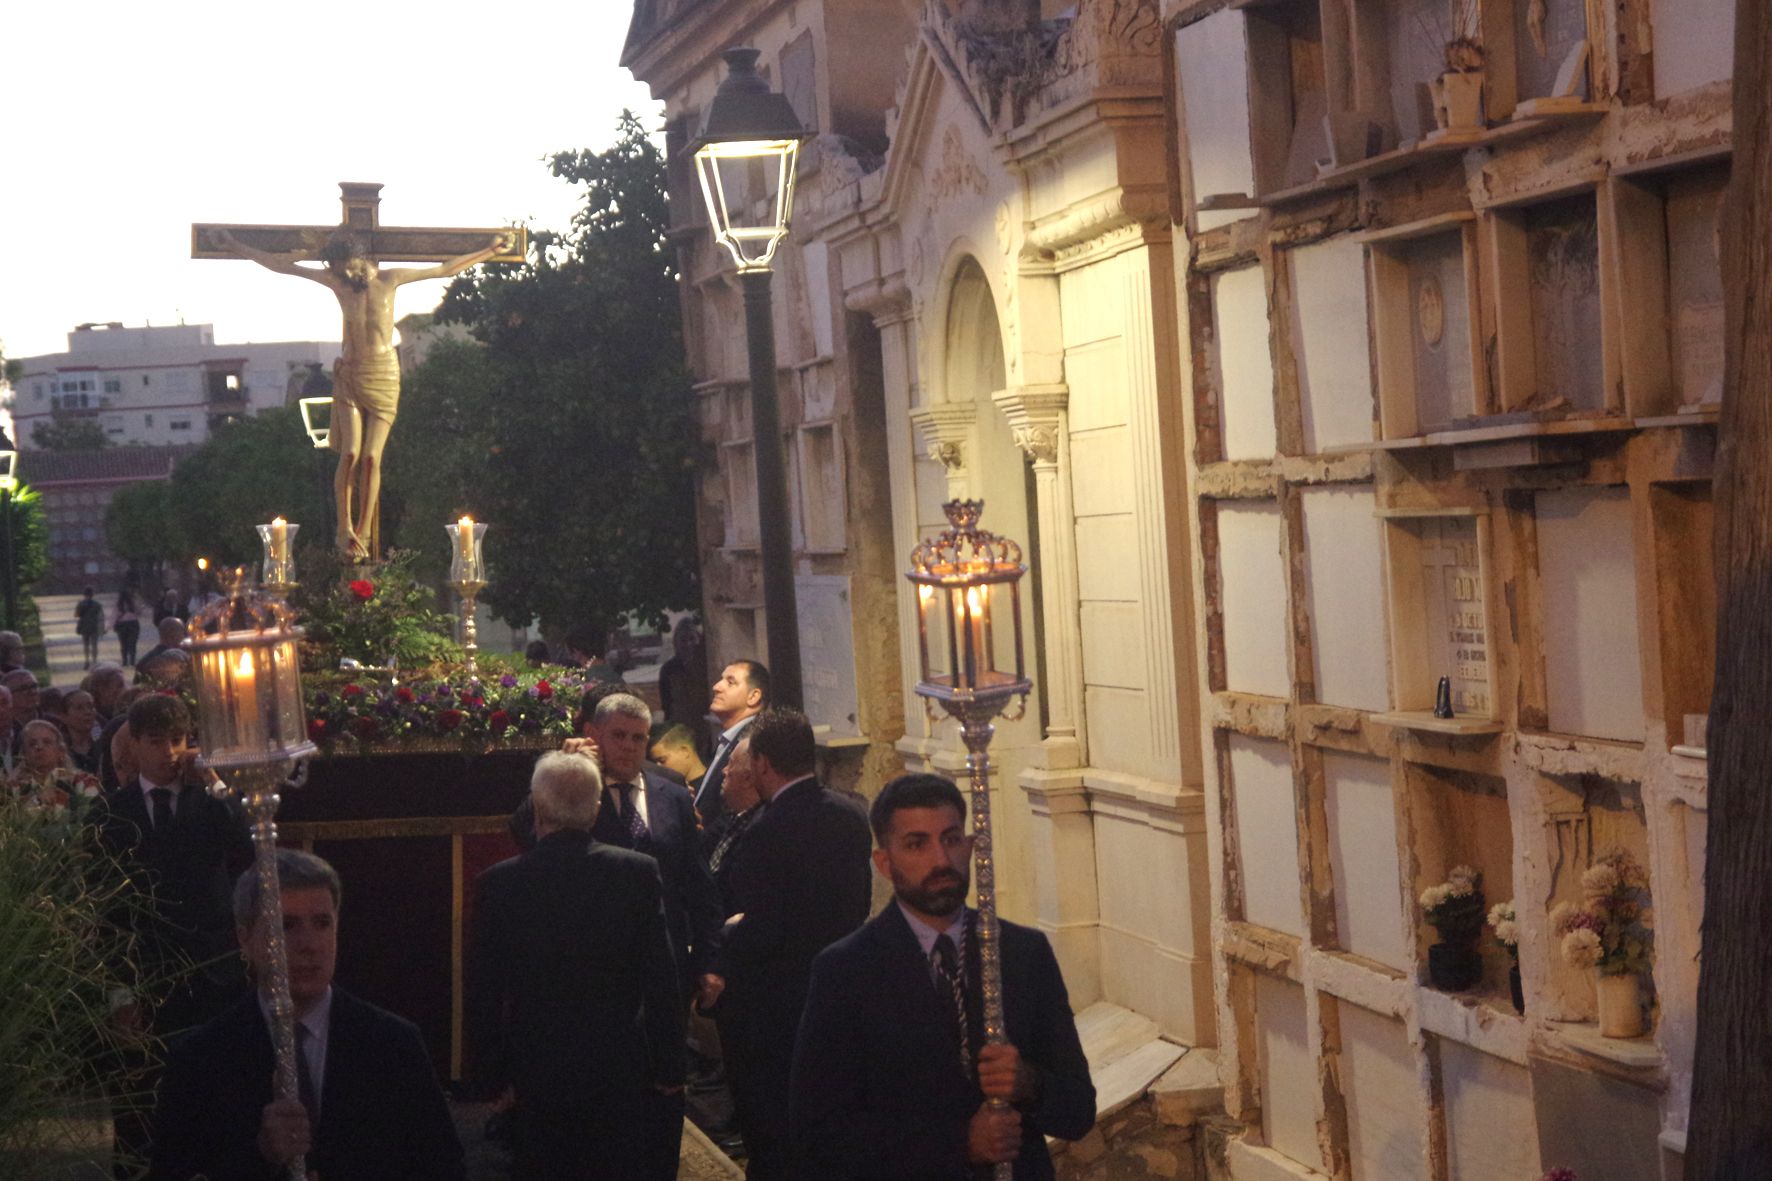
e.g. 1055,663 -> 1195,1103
0,448 -> 17,632
906,499 -> 1032,1181
448,516 -> 488,676
692,46 -> 812,709
184,576 -> 318,1181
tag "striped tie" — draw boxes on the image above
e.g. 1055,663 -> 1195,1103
932,933 -> 970,1069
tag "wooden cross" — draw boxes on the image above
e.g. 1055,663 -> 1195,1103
192,181 -> 527,264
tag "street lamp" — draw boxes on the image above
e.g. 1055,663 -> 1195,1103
692,46 -> 812,709
905,498 -> 1032,1181
298,396 -> 333,449
184,576 -> 317,1181
0,448 -> 17,631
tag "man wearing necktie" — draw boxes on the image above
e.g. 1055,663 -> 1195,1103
150,850 -> 465,1180
89,693 -> 251,1176
695,660 -> 769,856
790,774 -> 1096,1180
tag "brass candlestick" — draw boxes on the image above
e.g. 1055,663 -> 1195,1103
447,517 -> 488,676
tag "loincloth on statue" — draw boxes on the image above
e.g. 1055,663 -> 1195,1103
333,351 -> 402,425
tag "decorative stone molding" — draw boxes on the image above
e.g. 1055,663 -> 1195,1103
1025,189 -> 1168,257
909,402 -> 977,473
992,384 -> 1070,465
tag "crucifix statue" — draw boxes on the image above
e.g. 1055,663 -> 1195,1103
194,183 -> 524,561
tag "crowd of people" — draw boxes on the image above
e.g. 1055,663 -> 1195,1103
13,625 -> 1096,1179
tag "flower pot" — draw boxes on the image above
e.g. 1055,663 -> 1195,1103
1509,962 -> 1524,1014
1596,971 -> 1645,1038
1433,70 -> 1485,131
1428,941 -> 1483,991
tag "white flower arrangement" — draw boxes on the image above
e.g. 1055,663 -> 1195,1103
1487,899 -> 1518,955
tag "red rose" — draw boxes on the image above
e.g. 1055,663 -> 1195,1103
437,709 -> 465,732
395,686 -> 415,703
350,716 -> 381,741
489,710 -> 512,733
348,579 -> 375,602
535,679 -> 554,700
462,694 -> 484,709
341,683 -> 363,699
308,718 -> 328,741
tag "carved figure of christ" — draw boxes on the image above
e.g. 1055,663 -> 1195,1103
194,185 -> 523,562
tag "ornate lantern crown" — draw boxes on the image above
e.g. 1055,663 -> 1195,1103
184,572 -> 316,769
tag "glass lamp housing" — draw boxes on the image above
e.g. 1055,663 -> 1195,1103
185,585 -> 315,769
256,519 -> 299,588
906,500 -> 1030,703
448,518 -> 488,584
0,449 -> 17,492
691,47 -> 811,274
299,397 -> 333,448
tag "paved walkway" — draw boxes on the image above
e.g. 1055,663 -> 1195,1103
35,592 -> 109,688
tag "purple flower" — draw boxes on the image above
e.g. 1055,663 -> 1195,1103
518,716 -> 541,732
526,685 -> 541,698
313,691 -> 332,707
435,683 -> 454,699
377,698 -> 399,717
500,674 -> 518,688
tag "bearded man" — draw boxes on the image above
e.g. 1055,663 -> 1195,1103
789,773 -> 1096,1180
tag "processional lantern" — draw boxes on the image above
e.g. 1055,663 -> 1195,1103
904,498 -> 1032,1181
691,47 -> 811,274
185,576 -> 317,1181
299,396 -> 333,448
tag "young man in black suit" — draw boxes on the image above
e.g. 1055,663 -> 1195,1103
466,750 -> 686,1180
89,693 -> 251,1174
703,707 -> 873,1179
791,773 -> 1097,1180
150,849 -> 465,1180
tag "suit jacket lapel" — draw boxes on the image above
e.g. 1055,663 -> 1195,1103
876,904 -> 973,1079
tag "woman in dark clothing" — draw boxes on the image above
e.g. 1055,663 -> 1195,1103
114,586 -> 142,666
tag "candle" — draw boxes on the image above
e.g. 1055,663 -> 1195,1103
233,648 -> 259,749
456,516 -> 476,570
965,587 -> 988,678
270,517 -> 288,564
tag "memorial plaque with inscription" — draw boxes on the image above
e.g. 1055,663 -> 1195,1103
1418,517 -> 1490,716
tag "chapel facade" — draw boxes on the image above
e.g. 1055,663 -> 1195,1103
623,0 -> 1732,1176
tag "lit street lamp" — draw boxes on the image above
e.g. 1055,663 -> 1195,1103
906,499 -> 1032,1181
692,46 -> 812,708
0,447 -> 17,631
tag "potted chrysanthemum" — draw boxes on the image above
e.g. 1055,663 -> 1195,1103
1551,846 -> 1653,1037
1421,865 -> 1485,991
1488,900 -> 1521,1012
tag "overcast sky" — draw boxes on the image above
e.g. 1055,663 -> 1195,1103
1,0 -> 660,363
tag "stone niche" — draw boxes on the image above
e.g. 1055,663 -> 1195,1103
1369,0 -> 1464,146
1301,486 -> 1390,713
1509,0 -> 1591,104
1404,763 -> 1514,996
1323,749 -> 1410,971
1286,235 -> 1377,454
1440,1039 -> 1541,1181
1253,972 -> 1320,1171
1648,482 -> 1716,735
1334,1000 -> 1428,1180
1368,220 -> 1483,437
1212,264 -> 1279,461
1382,511 -> 1494,720
1538,773 -> 1652,1025
1215,500 -> 1292,698
1229,733 -> 1303,937
1490,192 -> 1608,416
1533,486 -> 1644,742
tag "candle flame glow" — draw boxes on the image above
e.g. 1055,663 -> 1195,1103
235,649 -> 255,677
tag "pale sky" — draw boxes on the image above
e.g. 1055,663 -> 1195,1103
1,0 -> 661,363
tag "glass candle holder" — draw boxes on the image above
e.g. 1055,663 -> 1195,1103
448,517 -> 487,585
255,519 -> 299,588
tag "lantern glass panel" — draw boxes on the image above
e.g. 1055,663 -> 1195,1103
448,519 -> 488,584
695,140 -> 800,271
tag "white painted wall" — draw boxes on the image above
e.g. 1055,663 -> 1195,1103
1442,1042 -> 1540,1181
1255,974 -> 1321,1170
1301,487 -> 1390,712
1536,487 -> 1645,741
1290,237 -> 1376,453
1650,0 -> 1734,98
1175,11 -> 1257,231
1214,265 -> 1279,461
1230,734 -> 1303,936
1323,750 -> 1410,971
1218,501 -> 1292,697
1339,1003 -> 1428,1180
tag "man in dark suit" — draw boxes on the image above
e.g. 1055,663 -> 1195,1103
704,707 -> 873,1179
589,692 -> 723,1005
466,750 -> 685,1179
791,773 -> 1096,1179
694,659 -> 768,856
89,693 -> 251,1175
151,849 -> 464,1180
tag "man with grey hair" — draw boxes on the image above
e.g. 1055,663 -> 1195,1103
151,849 -> 464,1180
590,693 -> 723,1010
467,751 -> 685,1178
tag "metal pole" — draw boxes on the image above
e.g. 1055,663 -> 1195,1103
1,488 -> 16,632
454,582 -> 484,677
740,268 -> 803,708
235,763 -> 307,1181
959,710 -> 1011,1181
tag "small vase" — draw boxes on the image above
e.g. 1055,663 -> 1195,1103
1508,962 -> 1524,1013
1433,70 -> 1485,131
1596,971 -> 1645,1038
1428,941 -> 1483,991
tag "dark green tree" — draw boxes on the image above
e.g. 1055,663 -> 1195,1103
162,407 -> 332,567
423,111 -> 700,636
104,479 -> 180,583
30,413 -> 110,451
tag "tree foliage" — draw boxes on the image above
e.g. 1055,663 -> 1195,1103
419,111 -> 700,635
30,414 -> 111,451
161,407 -> 332,567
